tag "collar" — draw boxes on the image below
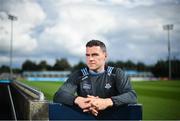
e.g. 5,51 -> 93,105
89,70 -> 105,76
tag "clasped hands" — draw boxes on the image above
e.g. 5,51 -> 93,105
74,95 -> 113,116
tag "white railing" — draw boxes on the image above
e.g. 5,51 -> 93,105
11,80 -> 44,101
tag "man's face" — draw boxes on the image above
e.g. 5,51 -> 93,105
86,46 -> 107,72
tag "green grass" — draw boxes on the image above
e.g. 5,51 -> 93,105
20,80 -> 180,119
132,81 -> 180,119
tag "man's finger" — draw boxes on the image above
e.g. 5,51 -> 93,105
91,101 -> 99,108
87,95 -> 95,98
83,109 -> 90,112
81,103 -> 91,109
89,107 -> 98,115
87,95 -> 99,98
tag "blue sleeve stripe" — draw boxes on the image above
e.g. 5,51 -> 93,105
81,68 -> 89,76
81,69 -> 85,76
107,66 -> 114,75
85,68 -> 89,75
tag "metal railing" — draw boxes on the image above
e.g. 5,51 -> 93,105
7,85 -> 17,120
11,80 -> 44,101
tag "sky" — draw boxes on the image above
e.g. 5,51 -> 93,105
0,0 -> 180,68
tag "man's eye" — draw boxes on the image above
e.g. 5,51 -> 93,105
92,54 -> 99,56
86,54 -> 90,56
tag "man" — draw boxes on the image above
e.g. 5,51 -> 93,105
53,40 -> 137,116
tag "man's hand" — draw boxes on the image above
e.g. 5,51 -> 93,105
75,95 -> 113,116
88,95 -> 113,111
83,95 -> 113,116
82,95 -> 99,116
74,96 -> 91,109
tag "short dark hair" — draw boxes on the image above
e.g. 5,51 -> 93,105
86,40 -> 106,52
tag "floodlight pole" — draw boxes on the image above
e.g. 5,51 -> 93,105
163,24 -> 173,80
8,14 -> 17,80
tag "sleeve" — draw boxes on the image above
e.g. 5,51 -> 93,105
111,68 -> 137,106
53,71 -> 80,106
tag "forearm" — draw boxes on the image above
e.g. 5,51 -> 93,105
113,68 -> 137,106
53,90 -> 76,106
111,90 -> 137,106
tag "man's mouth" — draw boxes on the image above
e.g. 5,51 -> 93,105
90,63 -> 96,65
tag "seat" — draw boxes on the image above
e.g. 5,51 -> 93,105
49,103 -> 142,120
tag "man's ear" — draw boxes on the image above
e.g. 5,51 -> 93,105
105,53 -> 107,58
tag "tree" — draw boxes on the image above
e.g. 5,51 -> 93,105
124,60 -> 136,70
38,60 -> 51,71
22,60 -> 38,71
107,61 -> 116,67
137,62 -> 146,71
151,60 -> 168,77
72,61 -> 86,72
116,61 -> 125,69
53,58 -> 71,71
171,59 -> 180,79
0,65 -> 10,73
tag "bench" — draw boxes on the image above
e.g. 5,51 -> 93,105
49,103 -> 142,120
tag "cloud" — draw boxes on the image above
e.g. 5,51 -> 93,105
36,1 -> 116,58
0,0 -> 180,67
0,0 -> 46,66
104,2 -> 180,63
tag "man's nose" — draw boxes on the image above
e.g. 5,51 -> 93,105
89,55 -> 94,61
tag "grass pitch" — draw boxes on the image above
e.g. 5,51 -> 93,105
21,80 -> 180,120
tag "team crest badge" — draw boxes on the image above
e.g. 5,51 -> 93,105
105,83 -> 111,89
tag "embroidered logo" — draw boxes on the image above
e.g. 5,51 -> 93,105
83,83 -> 91,89
105,83 -> 111,89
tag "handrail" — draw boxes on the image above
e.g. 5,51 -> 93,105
7,85 -> 17,120
11,80 -> 44,101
